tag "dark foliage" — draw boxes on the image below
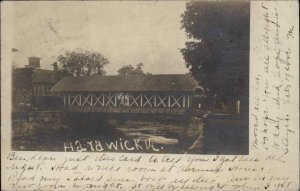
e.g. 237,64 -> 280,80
55,49 -> 109,78
118,63 -> 146,75
180,1 -> 250,97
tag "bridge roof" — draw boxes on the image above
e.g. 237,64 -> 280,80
51,74 -> 199,93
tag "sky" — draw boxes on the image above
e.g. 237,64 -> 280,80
8,1 -> 189,75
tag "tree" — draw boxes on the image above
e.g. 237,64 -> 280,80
180,1 -> 250,96
55,49 -> 109,77
117,63 -> 145,75
181,40 -> 220,84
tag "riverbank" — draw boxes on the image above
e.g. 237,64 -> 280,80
11,112 -> 203,153
11,111 -> 248,154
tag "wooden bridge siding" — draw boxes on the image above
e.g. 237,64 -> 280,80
64,106 -> 187,115
62,92 -> 192,113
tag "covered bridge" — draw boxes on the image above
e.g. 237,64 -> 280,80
51,74 -> 199,115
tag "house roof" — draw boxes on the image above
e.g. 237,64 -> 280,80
29,56 -> 41,60
51,74 -> 199,93
32,69 -> 58,84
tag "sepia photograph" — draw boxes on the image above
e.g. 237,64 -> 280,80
11,1 -> 250,155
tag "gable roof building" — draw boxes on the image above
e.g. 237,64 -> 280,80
50,74 -> 199,114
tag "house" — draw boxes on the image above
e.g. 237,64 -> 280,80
31,69 -> 58,95
12,57 -> 59,111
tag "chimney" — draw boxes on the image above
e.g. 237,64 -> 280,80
53,62 -> 58,71
28,57 -> 41,69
